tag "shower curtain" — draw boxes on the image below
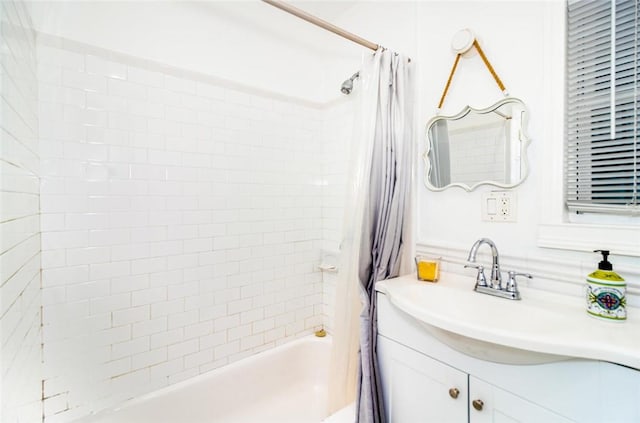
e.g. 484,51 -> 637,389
328,48 -> 414,423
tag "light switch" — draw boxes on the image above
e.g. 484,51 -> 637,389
486,198 -> 497,215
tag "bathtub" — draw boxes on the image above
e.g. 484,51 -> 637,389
81,335 -> 353,423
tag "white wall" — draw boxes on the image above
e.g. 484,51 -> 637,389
24,2 -> 360,420
333,0 -> 640,294
37,39 -> 329,421
26,0 -> 364,105
415,0 -> 546,256
320,99 -> 353,332
0,0 -> 43,421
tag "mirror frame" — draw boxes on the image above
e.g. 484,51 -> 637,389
423,97 -> 531,192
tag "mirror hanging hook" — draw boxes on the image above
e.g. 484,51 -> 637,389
451,28 -> 476,55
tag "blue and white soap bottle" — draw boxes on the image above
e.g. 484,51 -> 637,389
586,250 -> 626,321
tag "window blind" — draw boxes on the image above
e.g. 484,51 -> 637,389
566,0 -> 639,215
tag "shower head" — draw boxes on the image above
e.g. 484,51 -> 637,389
340,79 -> 353,95
340,72 -> 360,95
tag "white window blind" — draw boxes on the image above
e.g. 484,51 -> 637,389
566,0 -> 639,215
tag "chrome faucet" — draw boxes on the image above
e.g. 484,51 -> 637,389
466,238 -> 502,289
465,238 -> 531,300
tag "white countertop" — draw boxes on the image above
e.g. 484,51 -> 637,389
376,272 -> 640,369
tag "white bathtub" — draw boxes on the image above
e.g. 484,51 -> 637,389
81,335 -> 353,423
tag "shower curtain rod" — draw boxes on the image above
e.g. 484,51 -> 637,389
261,0 -> 379,51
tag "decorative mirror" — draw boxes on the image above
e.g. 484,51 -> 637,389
426,29 -> 531,192
423,97 -> 530,191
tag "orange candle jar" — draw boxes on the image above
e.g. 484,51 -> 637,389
415,256 -> 441,282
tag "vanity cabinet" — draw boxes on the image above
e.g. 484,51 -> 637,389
377,291 -> 640,423
378,336 -> 571,422
378,335 -> 467,422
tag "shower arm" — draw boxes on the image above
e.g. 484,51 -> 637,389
261,0 -> 379,51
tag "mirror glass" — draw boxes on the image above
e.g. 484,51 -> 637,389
423,97 -> 530,191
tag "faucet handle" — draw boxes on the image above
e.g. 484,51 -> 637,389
465,264 -> 489,288
506,271 -> 532,293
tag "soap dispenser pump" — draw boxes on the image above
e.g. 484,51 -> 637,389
586,250 -> 626,321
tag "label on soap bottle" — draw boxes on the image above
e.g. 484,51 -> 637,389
586,277 -> 626,321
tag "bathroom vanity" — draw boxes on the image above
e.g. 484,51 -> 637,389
376,273 -> 640,422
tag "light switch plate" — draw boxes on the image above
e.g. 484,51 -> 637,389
482,191 -> 517,222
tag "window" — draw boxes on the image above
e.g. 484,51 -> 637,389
566,0 -> 639,215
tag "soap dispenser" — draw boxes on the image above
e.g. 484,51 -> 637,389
586,250 -> 626,321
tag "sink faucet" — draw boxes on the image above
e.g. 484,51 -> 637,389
465,238 -> 532,300
466,238 -> 502,289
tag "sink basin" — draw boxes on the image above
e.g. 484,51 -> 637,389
376,272 -> 640,369
419,321 -> 569,365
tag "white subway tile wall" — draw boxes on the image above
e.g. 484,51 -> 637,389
38,41 -> 334,421
0,1 -> 42,421
320,102 -> 353,333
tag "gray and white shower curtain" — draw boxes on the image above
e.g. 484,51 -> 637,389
356,48 -> 415,423
327,47 -> 414,423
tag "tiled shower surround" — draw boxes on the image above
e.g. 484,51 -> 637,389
37,37 -> 348,421
0,1 -> 42,422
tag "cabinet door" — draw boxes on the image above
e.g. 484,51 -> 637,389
469,376 -> 574,423
378,335 -> 467,423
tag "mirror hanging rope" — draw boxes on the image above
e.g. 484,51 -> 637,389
437,32 -> 509,111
